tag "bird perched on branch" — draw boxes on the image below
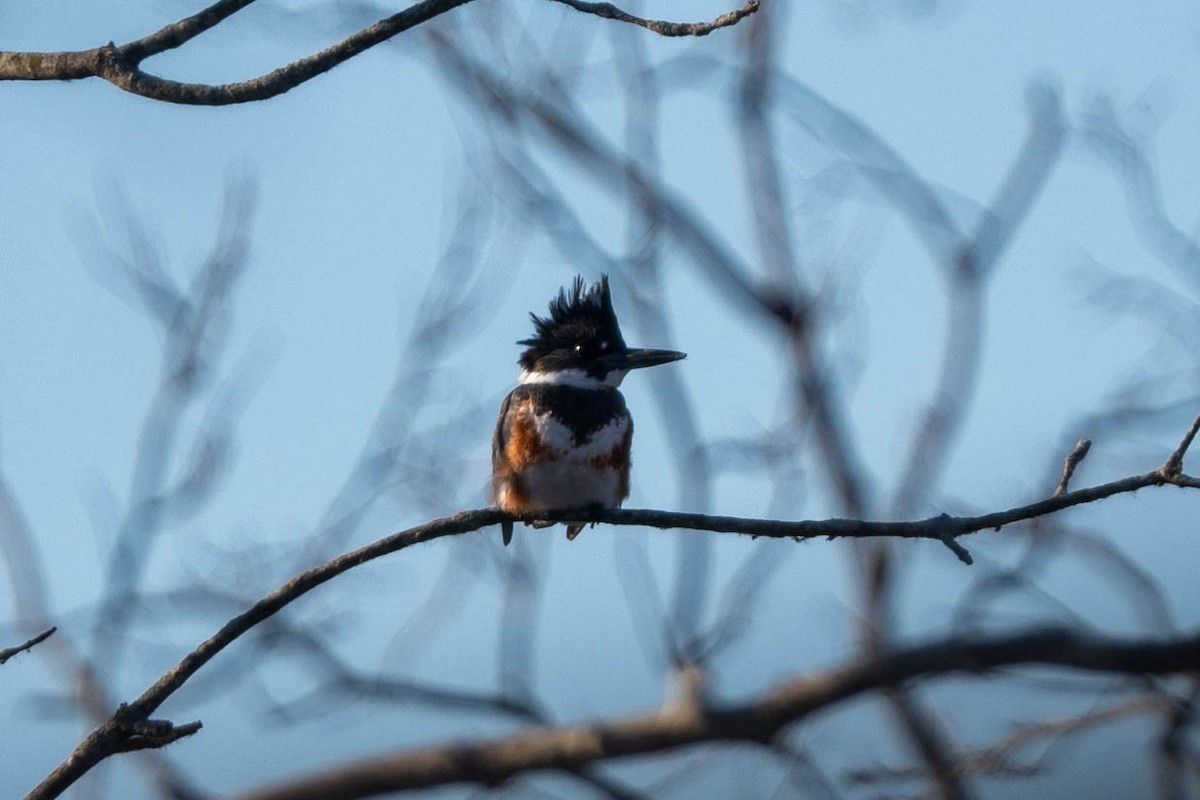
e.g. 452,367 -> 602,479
492,275 -> 686,545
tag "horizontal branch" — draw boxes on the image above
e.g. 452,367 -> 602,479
227,627 -> 1200,800
528,452 -> 1200,565
0,0 -> 759,105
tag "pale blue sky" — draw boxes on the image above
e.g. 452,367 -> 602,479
3,1 -> 1200,797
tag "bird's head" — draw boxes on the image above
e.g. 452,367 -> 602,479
518,275 -> 686,388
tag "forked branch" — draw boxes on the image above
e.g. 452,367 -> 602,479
0,0 -> 759,105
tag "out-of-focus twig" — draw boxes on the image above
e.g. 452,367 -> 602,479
1156,682 -> 1199,800
1082,98 -> 1200,292
89,178 -> 256,684
846,694 -> 1171,786
891,83 -> 1066,519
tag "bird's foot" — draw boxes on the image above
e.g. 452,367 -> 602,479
565,505 -> 606,541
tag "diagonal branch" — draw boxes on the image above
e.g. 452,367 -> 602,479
1162,413 -> 1200,477
0,626 -> 56,665
121,0 -> 258,62
25,414 -> 1200,799
891,84 -> 1067,518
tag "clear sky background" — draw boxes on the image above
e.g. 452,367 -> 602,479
3,1 -> 1200,797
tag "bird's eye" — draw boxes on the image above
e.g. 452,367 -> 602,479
600,341 -> 609,351
575,344 -> 583,353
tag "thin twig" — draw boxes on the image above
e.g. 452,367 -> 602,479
1055,440 -> 1093,497
0,626 -> 56,665
846,695 -> 1170,785
892,84 -> 1066,518
548,0 -> 759,37
1157,682 -> 1199,800
1163,413 -> 1200,477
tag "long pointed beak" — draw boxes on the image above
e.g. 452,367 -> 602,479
604,347 -> 687,371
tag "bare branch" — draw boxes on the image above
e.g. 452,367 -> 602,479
883,688 -> 974,800
972,694 -> 1169,777
25,510 -> 501,800
892,83 -> 1066,517
88,179 -> 255,683
94,0 -> 475,105
120,0 -> 259,62
254,620 -> 545,725
1081,98 -> 1200,291
433,27 -> 873,520
563,448 -> 1195,563
227,627 -> 1200,800
1156,683 -> 1199,800
549,0 -> 759,36
846,695 -> 1171,785
27,704 -> 202,800
0,0 -> 758,105
1055,440 -> 1093,497
0,626 -> 56,665
1162,412 -> 1200,478
429,29 -> 773,320
25,416 -> 1200,797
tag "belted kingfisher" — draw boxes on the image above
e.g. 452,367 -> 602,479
492,275 -> 686,545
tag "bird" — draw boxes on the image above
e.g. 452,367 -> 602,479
492,275 -> 686,545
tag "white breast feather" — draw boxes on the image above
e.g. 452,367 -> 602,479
514,410 -> 629,512
534,412 -> 628,459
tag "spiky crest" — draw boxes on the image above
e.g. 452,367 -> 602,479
517,275 -> 626,373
